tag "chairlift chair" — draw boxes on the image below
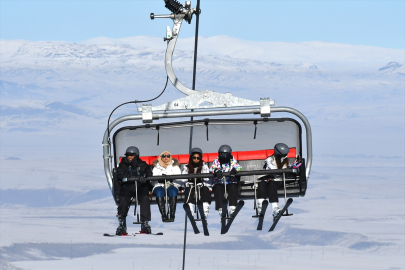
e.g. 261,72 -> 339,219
102,0 -> 312,222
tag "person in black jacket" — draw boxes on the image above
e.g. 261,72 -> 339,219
116,146 -> 152,235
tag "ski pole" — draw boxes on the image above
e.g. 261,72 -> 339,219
165,179 -> 168,217
194,178 -> 199,219
283,173 -> 287,204
135,180 -> 139,222
253,174 -> 258,216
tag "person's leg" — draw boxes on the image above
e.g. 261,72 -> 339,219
138,184 -> 151,222
256,181 -> 268,215
184,186 -> 196,215
213,184 -> 224,210
200,186 -> 211,217
227,183 -> 239,216
116,186 -> 134,235
153,186 -> 167,221
268,181 -> 280,217
213,184 -> 225,217
167,186 -> 179,221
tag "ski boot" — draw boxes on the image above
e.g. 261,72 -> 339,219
218,208 -> 222,217
271,202 -> 281,221
141,221 -> 152,234
228,206 -> 236,218
203,202 -> 210,218
116,215 -> 127,235
157,197 -> 168,222
168,196 -> 177,221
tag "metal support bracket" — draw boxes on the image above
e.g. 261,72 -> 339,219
137,91 -> 274,112
260,98 -> 273,117
142,104 -> 153,123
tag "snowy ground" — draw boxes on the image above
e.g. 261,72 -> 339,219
1,165 -> 404,269
0,36 -> 404,269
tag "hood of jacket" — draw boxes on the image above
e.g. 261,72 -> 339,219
153,158 -> 180,168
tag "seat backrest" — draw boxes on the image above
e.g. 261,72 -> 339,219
121,147 -> 297,167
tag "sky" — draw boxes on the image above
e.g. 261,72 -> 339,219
0,0 -> 404,49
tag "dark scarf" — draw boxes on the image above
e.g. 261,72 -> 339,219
219,154 -> 233,166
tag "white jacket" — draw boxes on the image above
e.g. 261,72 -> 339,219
151,159 -> 183,191
181,163 -> 212,188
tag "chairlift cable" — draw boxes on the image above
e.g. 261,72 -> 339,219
106,76 -> 169,139
184,1 -> 201,270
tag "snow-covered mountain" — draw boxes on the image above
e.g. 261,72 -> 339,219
0,36 -> 404,270
1,36 -> 404,161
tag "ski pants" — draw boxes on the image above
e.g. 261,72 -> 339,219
213,183 -> 238,210
184,185 -> 212,204
257,180 -> 279,203
117,183 -> 151,222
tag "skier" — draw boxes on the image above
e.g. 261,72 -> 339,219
209,145 -> 242,218
182,147 -> 212,219
256,143 -> 291,220
116,146 -> 152,235
151,151 -> 183,222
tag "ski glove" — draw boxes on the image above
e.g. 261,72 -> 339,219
230,167 -> 238,177
214,169 -> 224,180
138,174 -> 148,184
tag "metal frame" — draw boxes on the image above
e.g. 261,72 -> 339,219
103,107 -> 312,196
111,117 -> 303,168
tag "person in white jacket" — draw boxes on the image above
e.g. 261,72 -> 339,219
181,147 -> 212,219
256,143 -> 291,220
151,151 -> 183,222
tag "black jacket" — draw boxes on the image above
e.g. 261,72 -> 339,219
117,157 -> 152,182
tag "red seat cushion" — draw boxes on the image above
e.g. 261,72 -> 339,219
136,148 -> 298,165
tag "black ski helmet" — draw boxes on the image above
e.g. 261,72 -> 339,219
125,146 -> 139,156
274,143 -> 289,157
218,145 -> 232,153
190,147 -> 203,156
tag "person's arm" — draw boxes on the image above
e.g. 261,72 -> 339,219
265,156 -> 277,170
181,166 -> 188,174
202,164 -> 212,188
231,159 -> 242,172
116,163 -> 129,181
172,166 -> 185,188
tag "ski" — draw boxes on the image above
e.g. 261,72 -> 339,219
269,198 -> 293,232
197,201 -> 209,236
222,200 -> 245,234
183,204 -> 200,234
257,200 -> 268,231
103,233 -> 136,237
220,198 -> 228,234
135,232 -> 163,235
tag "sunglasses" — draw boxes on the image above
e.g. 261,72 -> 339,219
192,156 -> 201,160
161,154 -> 171,158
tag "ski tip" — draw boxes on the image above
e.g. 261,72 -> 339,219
288,198 -> 293,203
156,232 -> 163,235
103,233 -> 110,236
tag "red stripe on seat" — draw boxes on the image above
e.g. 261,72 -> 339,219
236,150 -> 267,161
177,154 -> 190,164
139,156 -> 150,164
136,148 -> 298,165
287,148 -> 296,158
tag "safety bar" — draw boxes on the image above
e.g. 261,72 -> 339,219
123,168 -> 297,183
